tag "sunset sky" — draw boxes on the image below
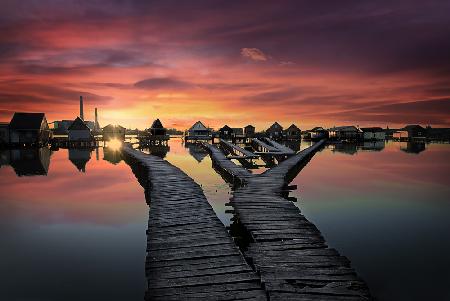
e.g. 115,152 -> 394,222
1,0 -> 449,130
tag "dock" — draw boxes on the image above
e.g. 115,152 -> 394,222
204,140 -> 372,300
220,139 -> 259,159
121,144 -> 266,300
252,138 -> 279,153
263,138 -> 295,155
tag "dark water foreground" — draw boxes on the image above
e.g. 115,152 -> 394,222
0,139 -> 449,300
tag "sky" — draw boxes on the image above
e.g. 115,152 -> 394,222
0,0 -> 449,130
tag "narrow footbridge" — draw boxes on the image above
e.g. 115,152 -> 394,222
204,140 -> 372,300
122,144 -> 266,300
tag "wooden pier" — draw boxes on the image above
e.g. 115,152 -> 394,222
122,144 -> 266,300
219,139 -> 259,159
263,138 -> 295,155
203,140 -> 372,300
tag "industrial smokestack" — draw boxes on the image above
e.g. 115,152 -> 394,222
95,108 -> 100,130
80,96 -> 84,120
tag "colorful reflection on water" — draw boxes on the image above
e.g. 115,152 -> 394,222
0,138 -> 449,300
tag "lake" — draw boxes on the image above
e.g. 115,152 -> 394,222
0,138 -> 449,300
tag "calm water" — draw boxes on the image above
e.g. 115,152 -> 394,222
1,138 -> 449,300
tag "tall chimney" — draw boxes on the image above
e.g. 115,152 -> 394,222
95,108 -> 99,130
80,96 -> 84,120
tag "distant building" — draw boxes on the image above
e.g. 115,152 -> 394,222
328,126 -> 362,140
68,117 -> 93,142
426,127 -> 450,141
361,127 -> 386,140
149,119 -> 167,136
103,124 -> 126,141
231,128 -> 244,137
0,122 -> 9,146
403,125 -> 426,139
186,121 -> 212,140
284,124 -> 301,140
266,122 -> 283,139
244,125 -> 255,137
393,130 -> 409,141
218,125 -> 234,139
53,120 -> 74,134
304,127 -> 328,141
9,112 -> 51,146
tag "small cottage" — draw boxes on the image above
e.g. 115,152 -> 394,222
186,121 -> 212,140
304,127 -> 328,141
103,124 -> 126,141
68,117 -> 93,142
231,128 -> 244,138
149,119 -> 168,137
403,125 -> 426,139
9,112 -> 51,146
284,124 -> 301,140
266,122 -> 283,139
218,125 -> 234,139
244,125 -> 255,138
361,127 -> 386,141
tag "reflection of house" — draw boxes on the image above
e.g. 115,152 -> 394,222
0,122 -> 9,145
244,125 -> 255,137
69,148 -> 92,172
218,125 -> 234,139
186,143 -> 208,162
328,126 -> 362,141
68,117 -> 93,142
9,112 -> 51,146
103,124 -> 126,141
186,121 -> 212,140
359,141 -> 385,151
361,127 -> 385,140
304,127 -> 328,141
146,145 -> 170,158
10,147 -> 51,176
400,142 -> 426,154
284,124 -> 301,140
393,130 -> 408,141
103,147 -> 122,164
426,127 -> 450,140
330,142 -> 358,155
266,122 -> 283,139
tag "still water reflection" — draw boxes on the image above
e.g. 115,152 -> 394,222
0,138 -> 449,300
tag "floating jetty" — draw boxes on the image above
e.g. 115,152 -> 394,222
122,144 -> 266,300
204,140 -> 372,300
219,139 -> 259,159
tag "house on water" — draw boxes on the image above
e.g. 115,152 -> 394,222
218,125 -> 234,140
149,119 -> 168,138
0,122 -> 9,146
103,124 -> 126,141
328,126 -> 362,141
244,125 -> 255,138
284,124 -> 301,140
304,127 -> 328,141
68,117 -> 93,144
185,121 -> 212,141
266,122 -> 284,139
9,112 -> 51,146
361,127 -> 386,141
9,148 -> 51,176
403,125 -> 426,140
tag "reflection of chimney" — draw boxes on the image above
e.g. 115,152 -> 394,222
80,96 -> 84,120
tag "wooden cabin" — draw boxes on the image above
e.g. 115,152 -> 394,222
103,124 -> 126,141
361,127 -> 385,141
304,127 -> 328,141
403,125 -> 426,139
186,121 -> 212,140
9,112 -> 51,146
218,125 -> 234,139
244,125 -> 255,137
68,117 -> 93,142
266,122 -> 283,139
284,124 -> 301,140
149,119 -> 167,136
328,126 -> 362,141
231,128 -> 244,138
0,122 -> 9,146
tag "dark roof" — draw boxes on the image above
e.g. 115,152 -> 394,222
9,112 -> 45,130
267,122 -> 283,131
151,119 -> 164,129
286,124 -> 300,130
103,124 -> 125,131
403,124 -> 425,131
244,125 -> 255,129
220,125 -> 233,131
68,117 -> 90,131
311,127 -> 325,131
361,127 -> 383,132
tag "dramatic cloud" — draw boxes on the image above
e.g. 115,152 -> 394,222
241,48 -> 269,61
0,0 -> 450,129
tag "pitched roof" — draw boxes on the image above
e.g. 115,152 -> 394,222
286,124 -> 300,130
189,121 -> 208,131
9,112 -> 45,130
361,127 -> 383,132
267,122 -> 283,131
103,124 -> 125,131
329,126 -> 360,132
403,124 -> 425,130
220,125 -> 233,131
151,119 -> 164,129
244,125 -> 255,129
68,117 -> 90,131
311,127 -> 325,131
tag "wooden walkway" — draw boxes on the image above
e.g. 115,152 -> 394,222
220,139 -> 259,159
263,138 -> 295,155
122,144 -> 266,300
203,141 -> 372,300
